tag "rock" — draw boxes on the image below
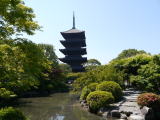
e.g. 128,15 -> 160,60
111,110 -> 121,118
121,113 -> 127,119
102,112 -> 109,118
128,114 -> 144,120
80,100 -> 86,107
140,106 -> 149,115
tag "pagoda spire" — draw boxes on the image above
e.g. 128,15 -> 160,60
72,12 -> 76,29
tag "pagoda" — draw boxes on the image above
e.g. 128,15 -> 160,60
59,13 -> 87,72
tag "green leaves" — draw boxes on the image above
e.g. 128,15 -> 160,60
0,0 -> 40,39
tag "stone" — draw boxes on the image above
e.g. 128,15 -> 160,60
80,100 -> 86,107
120,113 -> 127,119
102,112 -> 109,118
140,106 -> 149,115
111,110 -> 121,118
128,114 -> 144,120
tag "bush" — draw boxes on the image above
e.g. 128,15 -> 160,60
137,93 -> 160,108
96,81 -> 122,101
86,91 -> 114,113
0,107 -> 28,120
80,83 -> 98,100
0,88 -> 16,99
80,86 -> 91,101
87,83 -> 99,91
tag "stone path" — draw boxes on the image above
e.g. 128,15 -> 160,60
111,89 -> 145,120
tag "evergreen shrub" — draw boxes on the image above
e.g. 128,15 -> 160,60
96,81 -> 122,101
80,83 -> 98,100
86,91 -> 114,113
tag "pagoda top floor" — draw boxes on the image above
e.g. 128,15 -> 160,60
61,28 -> 85,40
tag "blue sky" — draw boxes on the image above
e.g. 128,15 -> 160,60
24,0 -> 160,64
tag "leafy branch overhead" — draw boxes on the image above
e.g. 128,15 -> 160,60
0,0 -> 40,39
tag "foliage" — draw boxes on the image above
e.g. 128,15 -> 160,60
83,59 -> 101,71
131,57 -> 160,93
87,83 -> 99,92
59,64 -> 72,74
38,67 -> 68,92
72,65 -> 124,93
137,93 -> 160,108
0,0 -> 40,39
0,107 -> 28,120
80,83 -> 98,100
112,54 -> 152,76
0,40 -> 49,94
0,0 -> 68,100
84,59 -> 101,66
80,86 -> 91,101
0,39 -> 67,95
38,44 -> 58,66
114,49 -> 148,60
72,49 -> 160,95
86,91 -> 114,113
0,88 -> 16,99
96,81 -> 122,100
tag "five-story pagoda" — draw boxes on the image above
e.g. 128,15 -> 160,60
59,14 -> 87,72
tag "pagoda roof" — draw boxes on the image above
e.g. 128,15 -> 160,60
59,57 -> 87,64
59,48 -> 87,55
61,28 -> 84,34
60,40 -> 86,48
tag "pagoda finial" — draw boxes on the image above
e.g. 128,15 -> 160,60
72,12 -> 76,29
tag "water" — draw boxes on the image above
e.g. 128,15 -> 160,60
17,93 -> 115,120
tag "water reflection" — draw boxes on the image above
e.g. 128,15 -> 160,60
49,114 -> 65,120
16,93 -> 109,120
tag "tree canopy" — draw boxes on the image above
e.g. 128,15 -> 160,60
114,49 -> 148,60
83,59 -> 101,71
0,0 -> 40,39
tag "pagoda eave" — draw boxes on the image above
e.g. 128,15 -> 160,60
60,40 -> 86,47
59,57 -> 87,64
59,48 -> 87,55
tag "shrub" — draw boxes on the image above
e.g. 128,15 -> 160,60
137,93 -> 160,108
96,81 -> 122,101
87,83 -> 99,91
80,86 -> 91,101
0,107 -> 28,120
86,91 -> 114,113
80,83 -> 98,100
0,88 -> 16,99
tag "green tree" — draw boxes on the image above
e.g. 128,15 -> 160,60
59,64 -> 72,74
0,0 -> 40,39
38,44 -> 58,66
83,59 -> 101,71
114,49 -> 148,60
84,59 -> 101,66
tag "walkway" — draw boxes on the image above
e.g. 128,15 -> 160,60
111,89 -> 145,120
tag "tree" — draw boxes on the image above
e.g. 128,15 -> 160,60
84,59 -> 101,66
38,44 -> 58,67
0,39 -> 52,94
59,64 -> 72,74
114,49 -> 148,60
0,0 -> 40,39
83,59 -> 101,71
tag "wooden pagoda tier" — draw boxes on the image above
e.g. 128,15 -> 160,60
59,48 -> 87,55
59,28 -> 87,72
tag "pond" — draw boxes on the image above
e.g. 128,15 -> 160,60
17,93 -> 117,120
